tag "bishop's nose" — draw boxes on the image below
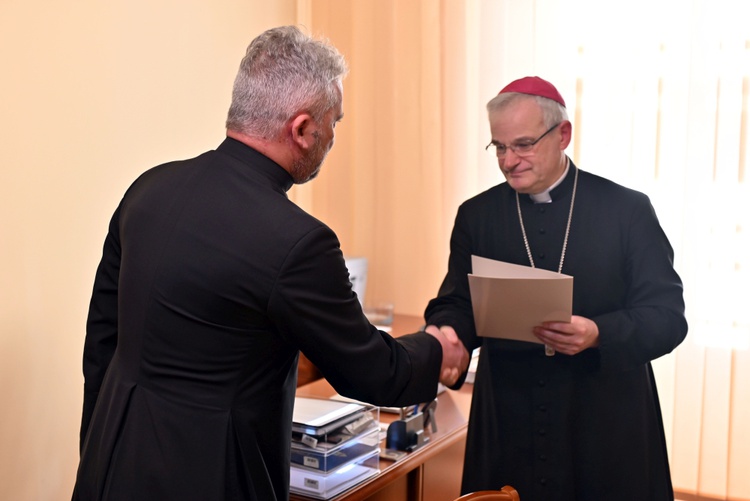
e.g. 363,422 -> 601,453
500,149 -> 522,172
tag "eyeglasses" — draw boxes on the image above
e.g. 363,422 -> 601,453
485,122 -> 561,158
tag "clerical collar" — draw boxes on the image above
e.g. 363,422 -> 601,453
529,157 -> 570,204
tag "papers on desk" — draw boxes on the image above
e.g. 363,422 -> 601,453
329,383 -> 447,415
292,397 -> 366,436
329,393 -> 415,416
468,255 -> 572,343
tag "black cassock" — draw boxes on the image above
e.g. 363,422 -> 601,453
73,138 -> 443,501
426,162 -> 687,501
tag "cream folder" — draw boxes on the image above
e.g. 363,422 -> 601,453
468,255 -> 573,343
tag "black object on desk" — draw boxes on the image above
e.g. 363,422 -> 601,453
385,399 -> 437,452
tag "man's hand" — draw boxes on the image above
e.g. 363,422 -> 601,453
425,324 -> 469,386
533,315 -> 599,355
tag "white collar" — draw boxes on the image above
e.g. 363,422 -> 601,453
529,157 -> 570,204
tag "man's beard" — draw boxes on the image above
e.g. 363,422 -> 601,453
290,132 -> 329,184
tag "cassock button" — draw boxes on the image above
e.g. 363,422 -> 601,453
537,252 -> 545,259
539,478 -> 548,486
538,405 -> 547,412
538,207 -> 546,214
538,428 -> 546,436
539,228 -> 546,234
538,379 -> 546,387
539,454 -> 547,462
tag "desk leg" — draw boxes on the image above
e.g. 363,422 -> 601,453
406,465 -> 424,500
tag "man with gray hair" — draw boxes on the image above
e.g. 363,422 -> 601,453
73,26 -> 468,501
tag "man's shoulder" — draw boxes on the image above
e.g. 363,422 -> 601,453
578,169 -> 650,203
461,183 -> 509,208
129,149 -> 215,185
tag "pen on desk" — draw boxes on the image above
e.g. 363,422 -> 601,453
399,405 -> 417,420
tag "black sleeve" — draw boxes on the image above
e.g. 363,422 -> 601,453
592,195 -> 687,372
268,225 -> 443,407
425,206 -> 481,352
80,203 -> 122,451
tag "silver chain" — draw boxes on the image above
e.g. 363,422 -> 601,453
515,165 -> 579,274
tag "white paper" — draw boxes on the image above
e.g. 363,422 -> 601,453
293,397 -> 364,429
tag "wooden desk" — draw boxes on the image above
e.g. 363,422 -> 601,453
291,314 -> 474,501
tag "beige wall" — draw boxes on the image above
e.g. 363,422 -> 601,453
0,1 -> 297,498
0,2 -> 461,497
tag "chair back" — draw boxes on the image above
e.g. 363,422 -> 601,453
454,485 -> 520,501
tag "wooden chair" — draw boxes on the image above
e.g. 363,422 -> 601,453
454,485 -> 520,501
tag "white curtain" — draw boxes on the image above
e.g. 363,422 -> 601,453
465,1 -> 750,498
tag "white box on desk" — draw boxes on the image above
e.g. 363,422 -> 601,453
289,449 -> 380,499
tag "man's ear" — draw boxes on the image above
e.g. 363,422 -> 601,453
558,120 -> 573,150
289,113 -> 315,151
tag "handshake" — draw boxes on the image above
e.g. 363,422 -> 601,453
424,325 -> 470,387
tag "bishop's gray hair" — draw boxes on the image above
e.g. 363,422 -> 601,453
226,26 -> 348,139
486,92 -> 569,129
